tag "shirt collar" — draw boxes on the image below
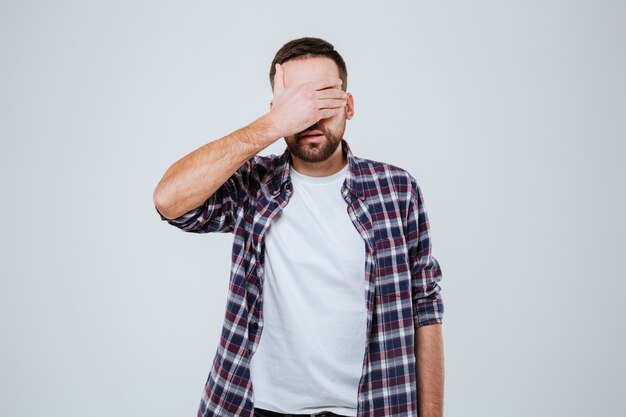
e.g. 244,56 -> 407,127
271,138 -> 365,200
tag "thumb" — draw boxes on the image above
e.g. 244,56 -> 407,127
273,63 -> 285,95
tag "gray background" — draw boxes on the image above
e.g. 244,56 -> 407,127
1,1 -> 624,416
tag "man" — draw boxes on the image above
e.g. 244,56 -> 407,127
154,37 -> 444,417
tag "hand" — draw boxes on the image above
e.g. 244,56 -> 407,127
268,63 -> 347,138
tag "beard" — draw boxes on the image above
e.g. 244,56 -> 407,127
284,118 -> 346,163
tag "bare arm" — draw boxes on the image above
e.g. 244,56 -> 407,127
416,323 -> 444,417
153,63 -> 346,220
153,115 -> 279,220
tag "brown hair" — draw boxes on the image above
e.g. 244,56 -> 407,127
269,37 -> 348,92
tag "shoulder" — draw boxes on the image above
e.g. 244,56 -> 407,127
232,152 -> 287,192
247,152 -> 284,179
354,155 -> 421,201
233,152 -> 281,178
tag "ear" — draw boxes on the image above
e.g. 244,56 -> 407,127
344,93 -> 355,120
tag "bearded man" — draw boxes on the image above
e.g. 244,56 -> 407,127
154,36 -> 445,417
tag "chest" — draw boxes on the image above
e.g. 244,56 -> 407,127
265,183 -> 365,270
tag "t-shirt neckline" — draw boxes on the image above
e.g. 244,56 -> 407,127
289,163 -> 348,186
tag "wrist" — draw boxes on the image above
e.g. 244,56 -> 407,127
255,112 -> 284,143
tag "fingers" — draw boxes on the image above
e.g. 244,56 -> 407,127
315,87 -> 347,100
318,107 -> 345,119
311,77 -> 343,91
273,63 -> 285,94
316,87 -> 347,109
318,98 -> 347,109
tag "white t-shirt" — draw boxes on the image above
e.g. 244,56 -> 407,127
250,162 -> 367,416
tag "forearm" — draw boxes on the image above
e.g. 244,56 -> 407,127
154,113 -> 281,219
415,323 -> 444,417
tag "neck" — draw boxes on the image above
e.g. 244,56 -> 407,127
290,143 -> 347,177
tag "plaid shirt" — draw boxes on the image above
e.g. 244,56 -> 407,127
156,138 -> 444,417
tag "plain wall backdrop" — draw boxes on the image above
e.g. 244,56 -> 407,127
1,1 -> 624,416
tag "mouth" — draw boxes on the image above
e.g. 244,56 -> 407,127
300,130 -> 324,142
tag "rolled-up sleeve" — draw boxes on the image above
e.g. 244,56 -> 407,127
155,156 -> 257,234
406,180 -> 444,328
